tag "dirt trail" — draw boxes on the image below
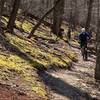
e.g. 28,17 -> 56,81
38,44 -> 100,100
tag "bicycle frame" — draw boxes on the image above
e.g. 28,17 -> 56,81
81,45 -> 87,60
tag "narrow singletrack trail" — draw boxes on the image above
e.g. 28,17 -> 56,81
38,43 -> 100,100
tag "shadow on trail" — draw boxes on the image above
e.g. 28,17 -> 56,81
37,70 -> 94,100
88,54 -> 96,60
70,43 -> 80,49
33,34 -> 56,43
86,59 -> 96,63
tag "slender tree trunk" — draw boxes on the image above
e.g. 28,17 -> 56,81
7,0 -> 20,33
0,1 -> 2,32
0,0 -> 6,32
69,0 -> 73,29
95,0 -> 100,81
52,0 -> 64,35
20,0 -> 33,28
85,0 -> 94,32
73,0 -> 78,30
95,19 -> 100,81
0,0 -> 6,19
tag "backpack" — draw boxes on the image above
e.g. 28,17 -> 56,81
79,32 -> 90,42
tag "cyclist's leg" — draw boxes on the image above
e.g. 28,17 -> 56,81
84,43 -> 88,60
83,46 -> 86,60
80,43 -> 85,60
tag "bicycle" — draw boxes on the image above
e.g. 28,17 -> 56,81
81,44 -> 88,61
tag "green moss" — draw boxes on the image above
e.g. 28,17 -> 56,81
67,51 -> 77,62
22,20 -> 33,32
8,33 -> 75,68
71,40 -> 79,47
2,16 -> 9,22
0,18 -> 78,99
32,85 -> 47,98
0,54 -> 29,73
15,20 -> 33,33
15,20 -> 22,28
1,16 -> 9,26
2,16 -> 33,33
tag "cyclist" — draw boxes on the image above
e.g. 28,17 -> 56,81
79,28 -> 90,60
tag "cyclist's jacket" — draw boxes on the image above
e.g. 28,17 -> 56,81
79,32 -> 90,43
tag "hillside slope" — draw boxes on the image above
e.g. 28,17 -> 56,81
0,18 -> 77,100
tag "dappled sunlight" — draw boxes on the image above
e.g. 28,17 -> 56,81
38,70 -> 93,100
0,26 -> 77,99
0,0 -> 98,99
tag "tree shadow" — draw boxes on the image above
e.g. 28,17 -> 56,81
88,54 -> 96,60
32,34 -> 56,43
70,44 -> 80,49
0,34 -> 44,70
0,33 -> 74,72
15,32 -> 76,65
70,70 -> 94,80
86,59 -> 96,63
37,70 -> 94,100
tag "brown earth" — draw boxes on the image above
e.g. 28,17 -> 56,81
38,42 -> 100,100
0,83 -> 42,100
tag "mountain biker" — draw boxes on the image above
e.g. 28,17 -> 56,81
78,28 -> 90,60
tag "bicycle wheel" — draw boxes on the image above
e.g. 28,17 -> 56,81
84,47 -> 88,60
81,46 -> 88,61
81,47 -> 85,60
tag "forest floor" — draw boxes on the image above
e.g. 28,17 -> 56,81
0,21 -> 76,99
38,42 -> 100,100
0,16 -> 100,100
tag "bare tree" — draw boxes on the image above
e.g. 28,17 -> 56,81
0,0 -> 6,30
7,0 -> 20,33
52,0 -> 64,35
85,0 -> 94,32
95,0 -> 100,81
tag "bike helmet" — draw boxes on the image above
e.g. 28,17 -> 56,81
81,28 -> 85,32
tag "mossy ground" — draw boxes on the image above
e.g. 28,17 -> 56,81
0,16 -> 77,99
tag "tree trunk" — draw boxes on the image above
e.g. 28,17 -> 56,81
85,0 -> 94,32
0,0 -> 6,19
95,0 -> 100,81
73,0 -> 79,30
95,19 -> 100,81
0,0 -> 6,32
7,0 -> 20,33
28,0 -> 61,39
52,0 -> 64,35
